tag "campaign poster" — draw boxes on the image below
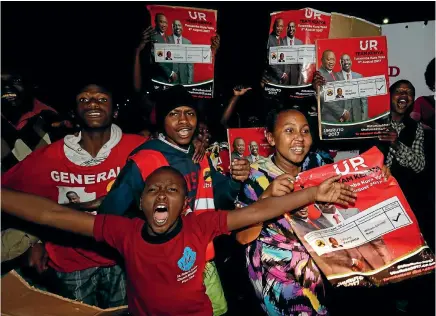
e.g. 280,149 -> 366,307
147,5 -> 217,98
289,147 -> 434,287
316,36 -> 390,140
226,128 -> 274,164
263,8 -> 331,103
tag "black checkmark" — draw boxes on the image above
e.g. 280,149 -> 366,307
392,213 -> 401,222
378,85 -> 384,91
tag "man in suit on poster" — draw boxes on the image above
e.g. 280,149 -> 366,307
264,18 -> 288,84
151,13 -> 175,83
335,54 -> 369,122
167,20 -> 194,84
245,141 -> 263,163
283,21 -> 304,86
318,50 -> 350,123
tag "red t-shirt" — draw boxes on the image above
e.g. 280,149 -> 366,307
94,211 -> 228,316
2,134 -> 144,272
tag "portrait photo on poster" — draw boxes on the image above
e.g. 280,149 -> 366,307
316,36 -> 391,140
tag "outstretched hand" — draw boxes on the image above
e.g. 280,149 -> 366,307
315,175 -> 357,207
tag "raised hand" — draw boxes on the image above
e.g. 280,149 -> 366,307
260,174 -> 296,199
137,26 -> 156,52
312,70 -> 326,91
315,175 -> 357,206
233,86 -> 252,97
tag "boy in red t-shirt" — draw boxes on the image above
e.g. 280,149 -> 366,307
1,167 -> 356,316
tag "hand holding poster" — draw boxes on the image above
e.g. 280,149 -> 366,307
290,147 -> 434,287
147,5 -> 217,98
316,36 -> 391,140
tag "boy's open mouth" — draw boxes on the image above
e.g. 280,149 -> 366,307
153,204 -> 169,226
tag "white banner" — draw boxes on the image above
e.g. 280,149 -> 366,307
382,21 -> 435,98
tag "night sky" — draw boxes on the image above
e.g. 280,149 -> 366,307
2,1 -> 435,111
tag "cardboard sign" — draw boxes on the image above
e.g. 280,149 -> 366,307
316,36 -> 390,140
147,5 -> 217,98
1,270 -> 128,316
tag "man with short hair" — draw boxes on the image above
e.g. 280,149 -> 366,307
264,18 -> 288,84
335,54 -> 368,122
231,137 -> 245,161
66,191 -> 81,204
283,21 -> 304,85
318,50 -> 350,123
167,20 -> 194,84
2,83 -> 145,307
246,141 -> 261,163
150,13 -> 175,83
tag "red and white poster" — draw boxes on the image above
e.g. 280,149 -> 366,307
147,5 -> 217,98
226,128 -> 274,163
291,147 -> 435,287
263,8 -> 331,102
316,36 -> 390,140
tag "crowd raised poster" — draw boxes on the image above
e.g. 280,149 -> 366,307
263,8 -> 331,103
316,36 -> 390,140
290,147 -> 434,287
226,128 -> 274,163
147,5 -> 217,98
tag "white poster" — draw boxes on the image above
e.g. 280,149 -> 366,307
382,21 -> 435,98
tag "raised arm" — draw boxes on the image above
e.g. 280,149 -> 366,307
220,86 -> 252,127
227,175 -> 356,231
1,189 -> 95,237
133,26 -> 156,92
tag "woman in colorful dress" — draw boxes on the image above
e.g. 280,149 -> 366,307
238,107 -> 333,315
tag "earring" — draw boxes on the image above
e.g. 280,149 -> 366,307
139,197 -> 143,210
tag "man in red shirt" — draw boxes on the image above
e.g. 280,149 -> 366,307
2,83 -> 144,307
1,166 -> 355,316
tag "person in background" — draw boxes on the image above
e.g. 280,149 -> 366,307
99,85 -> 251,316
2,82 -> 145,307
379,80 -> 425,189
220,86 -> 252,129
410,58 -> 435,130
1,70 -> 72,174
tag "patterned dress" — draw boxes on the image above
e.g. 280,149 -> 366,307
240,152 -> 332,316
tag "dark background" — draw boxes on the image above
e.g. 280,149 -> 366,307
2,1 -> 435,111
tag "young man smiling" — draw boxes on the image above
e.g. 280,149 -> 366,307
2,83 -> 144,307
99,85 -> 251,315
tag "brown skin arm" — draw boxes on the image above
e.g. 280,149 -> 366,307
1,189 -> 95,238
227,175 -> 357,231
